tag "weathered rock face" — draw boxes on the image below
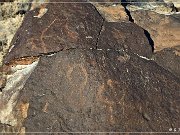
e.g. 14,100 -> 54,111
0,0 -> 29,66
0,0 -> 180,134
131,10 -> 180,51
93,4 -> 129,22
153,46 -> 180,78
97,22 -> 152,58
3,1 -> 154,64
164,0 -> 180,10
127,3 -> 180,79
15,48 -> 179,132
126,0 -> 176,14
3,1 -> 104,64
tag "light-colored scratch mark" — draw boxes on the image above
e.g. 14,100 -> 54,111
42,102 -> 49,113
86,36 -> 93,39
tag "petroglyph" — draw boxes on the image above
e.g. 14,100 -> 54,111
97,84 -> 115,124
40,19 -> 57,52
66,64 -> 88,109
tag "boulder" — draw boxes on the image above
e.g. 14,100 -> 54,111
3,1 -> 104,64
0,0 -> 179,133
14,48 -> 180,132
153,46 -> 180,78
3,1 -> 154,64
131,10 -> 180,51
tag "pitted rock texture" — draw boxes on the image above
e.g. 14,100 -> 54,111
97,22 -> 152,58
16,49 -> 180,132
0,0 -> 180,133
3,1 -> 154,64
131,10 -> 180,52
153,46 -> 180,78
3,1 -> 104,64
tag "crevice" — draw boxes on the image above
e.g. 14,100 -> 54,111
90,3 -> 106,49
143,29 -> 154,52
121,0 -> 134,22
95,20 -> 105,49
121,1 -> 154,52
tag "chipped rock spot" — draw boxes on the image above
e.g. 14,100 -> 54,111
117,54 -> 130,63
34,8 -> 48,18
174,49 -> 180,56
107,79 -> 113,88
19,102 -> 29,119
42,102 -> 49,113
142,112 -> 151,121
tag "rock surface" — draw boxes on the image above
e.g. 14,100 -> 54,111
97,22 -> 152,58
153,46 -> 180,78
164,0 -> 180,10
93,4 -> 129,22
3,2 -> 104,64
126,0 -> 176,14
131,10 -> 180,51
3,1 -> 154,64
15,48 -> 179,132
0,0 -> 180,134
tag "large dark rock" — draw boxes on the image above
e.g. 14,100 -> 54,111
153,46 -> 180,78
131,10 -> 180,51
97,22 -> 152,58
16,49 -> 179,132
3,1 -> 104,64
3,0 -> 154,64
1,0 -> 179,133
